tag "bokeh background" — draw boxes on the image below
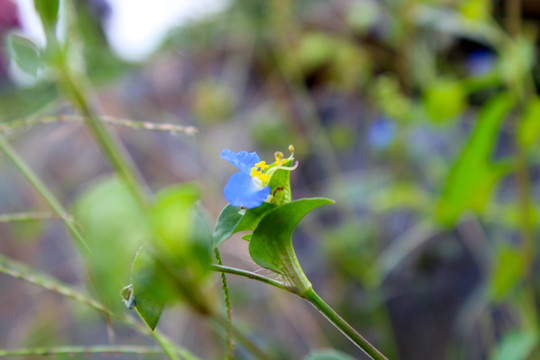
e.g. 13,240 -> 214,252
1,0 -> 540,359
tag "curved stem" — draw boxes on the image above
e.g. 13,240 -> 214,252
210,264 -> 296,294
302,289 -> 389,360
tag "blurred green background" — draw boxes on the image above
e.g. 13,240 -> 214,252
2,0 -> 540,359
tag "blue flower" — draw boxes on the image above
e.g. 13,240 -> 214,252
221,149 -> 271,209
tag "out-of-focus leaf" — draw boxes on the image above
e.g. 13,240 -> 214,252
151,184 -> 211,276
7,34 -> 42,76
499,37 -> 534,87
130,248 -> 175,330
517,97 -> 540,149
491,331 -> 538,360
33,0 -> 60,29
346,1 -> 379,34
249,198 -> 333,290
0,83 -> 58,121
459,0 -> 491,21
305,349 -> 356,360
212,202 -> 276,247
74,177 -> 149,311
488,244 -> 524,301
424,80 -> 466,123
436,93 -> 514,226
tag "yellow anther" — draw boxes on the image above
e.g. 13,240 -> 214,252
274,151 -> 284,165
259,173 -> 270,182
288,144 -> 294,153
250,168 -> 262,178
255,161 -> 269,170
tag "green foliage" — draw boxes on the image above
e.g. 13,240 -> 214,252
213,202 -> 276,247
491,331 -> 538,360
436,93 -> 515,226
7,34 -> 42,76
74,177 -> 149,311
33,0 -> 60,30
424,79 -> 466,124
517,97 -> 540,150
249,198 -> 333,291
488,244 -> 524,302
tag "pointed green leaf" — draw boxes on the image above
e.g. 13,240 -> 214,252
8,34 -> 42,76
130,248 -> 175,330
212,202 -> 277,247
249,198 -> 333,291
436,93 -> 515,226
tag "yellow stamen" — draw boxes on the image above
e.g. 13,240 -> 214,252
288,144 -> 294,153
274,151 -> 285,165
255,161 -> 269,170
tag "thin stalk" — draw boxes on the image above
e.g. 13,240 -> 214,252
214,249 -> 234,359
211,264 -> 295,294
0,114 -> 197,135
0,345 -> 166,357
0,134 -> 91,254
0,254 -> 197,360
58,66 -> 149,208
0,211 -> 67,223
302,289 -> 389,360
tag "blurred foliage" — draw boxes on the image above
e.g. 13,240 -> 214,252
2,0 -> 540,359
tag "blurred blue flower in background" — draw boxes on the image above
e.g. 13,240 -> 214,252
368,117 -> 396,150
466,50 -> 496,76
221,149 -> 271,209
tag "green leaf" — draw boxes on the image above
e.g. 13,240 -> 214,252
74,177 -> 149,311
8,34 -> 42,76
249,198 -> 333,292
151,184 -> 211,277
268,158 -> 294,206
130,248 -> 175,330
212,202 -> 276,247
488,244 -> 525,301
424,79 -> 466,124
436,93 -> 515,226
305,349 -> 356,360
491,331 -> 538,360
33,0 -> 60,29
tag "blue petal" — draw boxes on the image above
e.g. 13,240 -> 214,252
224,172 -> 270,209
220,149 -> 260,174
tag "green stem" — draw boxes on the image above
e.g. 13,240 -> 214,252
0,345 -> 167,357
0,134 -> 91,254
302,289 -> 388,360
214,249 -> 234,359
0,211 -> 66,223
57,61 -> 149,209
211,264 -> 295,293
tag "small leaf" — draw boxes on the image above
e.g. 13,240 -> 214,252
488,244 -> 525,301
491,331 -> 538,360
130,248 -> 175,330
305,349 -> 356,360
213,203 -> 276,247
8,34 -> 42,76
249,198 -> 333,291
